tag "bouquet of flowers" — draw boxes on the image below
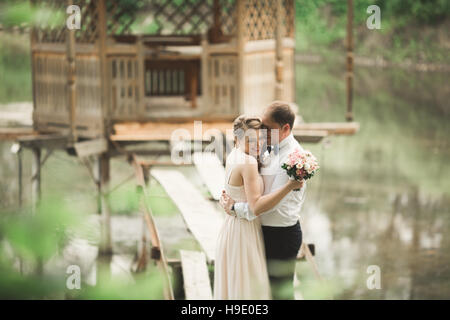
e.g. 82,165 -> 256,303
281,149 -> 319,191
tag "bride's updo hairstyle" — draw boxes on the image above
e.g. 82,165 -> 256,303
232,115 -> 262,145
232,115 -> 263,170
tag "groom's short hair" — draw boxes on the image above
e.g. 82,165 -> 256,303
266,101 -> 296,131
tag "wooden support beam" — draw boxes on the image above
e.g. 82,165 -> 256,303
201,39 -> 211,114
31,146 -> 43,275
137,36 -> 146,117
275,0 -> 284,100
346,0 -> 354,122
67,0 -> 77,143
294,122 -> 360,135
74,138 -> 108,158
0,128 -> 36,141
31,148 -> 41,216
18,134 -> 69,150
98,153 -> 112,255
17,148 -> 23,208
236,0 -> 245,114
303,242 -> 322,281
296,243 -> 315,260
98,0 -> 111,137
190,63 -> 198,109
88,157 -> 101,215
293,130 -> 328,144
130,154 -> 174,300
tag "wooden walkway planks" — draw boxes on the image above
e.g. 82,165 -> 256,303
151,168 -> 223,263
179,250 -> 213,300
193,152 -> 226,201
151,168 -> 223,262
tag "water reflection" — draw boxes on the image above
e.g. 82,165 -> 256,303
297,61 -> 449,299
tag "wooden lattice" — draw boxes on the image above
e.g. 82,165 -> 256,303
75,0 -> 100,43
31,0 -> 67,43
106,0 -> 236,36
220,0 -> 237,36
283,0 -> 295,38
106,0 -> 146,35
244,0 -> 294,41
31,0 -> 100,44
137,0 -> 214,36
31,0 -> 291,42
245,0 -> 275,40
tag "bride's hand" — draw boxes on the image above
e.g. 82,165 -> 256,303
287,178 -> 304,190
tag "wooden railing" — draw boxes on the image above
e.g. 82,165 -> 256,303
32,37 -> 286,138
205,53 -> 239,115
108,55 -> 140,121
32,51 -> 103,138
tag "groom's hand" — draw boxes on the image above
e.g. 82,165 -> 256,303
220,190 -> 235,216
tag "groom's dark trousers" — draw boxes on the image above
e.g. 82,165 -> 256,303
262,220 -> 302,300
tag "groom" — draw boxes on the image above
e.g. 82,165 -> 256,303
219,101 -> 307,300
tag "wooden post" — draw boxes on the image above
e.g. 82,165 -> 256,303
275,0 -> 284,100
30,1 -> 38,131
31,148 -> 41,216
190,63 -> 198,109
137,36 -> 146,117
31,147 -> 43,275
346,0 -> 354,122
93,157 -> 101,214
98,153 -> 112,255
97,1 -> 112,256
201,38 -> 210,113
236,0 -> 245,114
136,166 -> 150,272
213,0 -> 221,32
131,157 -> 175,299
17,148 -> 23,208
98,0 -> 111,137
67,0 -> 77,143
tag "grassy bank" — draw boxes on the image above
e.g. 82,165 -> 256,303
295,0 -> 450,64
0,32 -> 32,104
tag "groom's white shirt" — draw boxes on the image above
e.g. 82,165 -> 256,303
234,133 -> 307,227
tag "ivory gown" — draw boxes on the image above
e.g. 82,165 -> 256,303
214,148 -> 271,300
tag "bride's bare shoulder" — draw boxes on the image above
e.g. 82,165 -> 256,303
241,153 -> 258,167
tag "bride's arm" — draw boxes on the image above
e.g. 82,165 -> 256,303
241,160 -> 302,216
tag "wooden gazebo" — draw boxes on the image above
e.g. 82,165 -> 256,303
31,0 -> 298,141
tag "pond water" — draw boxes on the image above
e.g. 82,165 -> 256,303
294,61 -> 450,299
0,61 -> 448,299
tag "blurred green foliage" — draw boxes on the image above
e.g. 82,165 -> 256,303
0,0 -> 64,28
0,193 -> 165,299
295,0 -> 450,63
0,33 -> 31,103
0,0 -> 34,28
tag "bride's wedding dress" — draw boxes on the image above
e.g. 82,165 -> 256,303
214,148 -> 271,299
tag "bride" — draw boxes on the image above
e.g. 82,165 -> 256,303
214,115 -> 303,300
